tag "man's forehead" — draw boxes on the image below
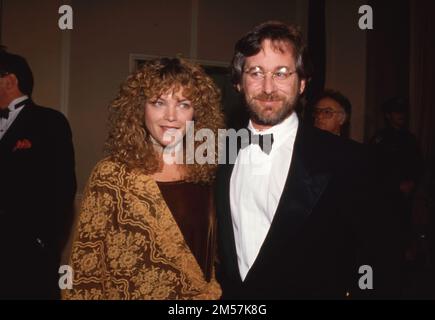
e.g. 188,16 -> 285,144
316,97 -> 343,110
261,39 -> 295,55
245,39 -> 296,66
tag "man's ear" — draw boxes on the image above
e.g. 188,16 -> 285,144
299,79 -> 306,94
339,114 -> 346,125
340,109 -> 347,125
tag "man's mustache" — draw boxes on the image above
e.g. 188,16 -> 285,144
253,93 -> 283,101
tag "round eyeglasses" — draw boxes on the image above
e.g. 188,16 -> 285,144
243,66 -> 296,83
313,107 -> 344,119
0,71 -> 10,78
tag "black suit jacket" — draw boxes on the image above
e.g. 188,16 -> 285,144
0,101 -> 76,299
216,124 -> 400,299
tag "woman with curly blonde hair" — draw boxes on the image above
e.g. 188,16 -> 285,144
64,58 -> 224,300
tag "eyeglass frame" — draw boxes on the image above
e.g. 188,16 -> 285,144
0,71 -> 10,78
243,66 -> 297,83
312,107 -> 345,119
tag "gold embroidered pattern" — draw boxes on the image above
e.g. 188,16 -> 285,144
63,159 -> 221,300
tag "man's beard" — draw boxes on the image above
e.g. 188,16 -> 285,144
244,92 -> 299,127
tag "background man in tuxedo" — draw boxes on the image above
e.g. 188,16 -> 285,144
0,48 -> 76,299
216,21 -> 400,299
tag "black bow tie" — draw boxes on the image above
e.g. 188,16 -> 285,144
240,132 -> 274,154
0,99 -> 30,119
0,108 -> 9,119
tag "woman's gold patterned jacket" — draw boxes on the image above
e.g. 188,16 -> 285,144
63,159 -> 221,300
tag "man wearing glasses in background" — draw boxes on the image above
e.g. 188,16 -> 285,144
215,21 -> 400,299
312,89 -> 352,138
0,47 -> 76,299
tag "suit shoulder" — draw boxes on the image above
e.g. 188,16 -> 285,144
32,104 -> 69,122
304,125 -> 363,153
28,104 -> 71,130
300,125 -> 368,170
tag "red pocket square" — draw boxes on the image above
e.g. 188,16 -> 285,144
13,139 -> 32,152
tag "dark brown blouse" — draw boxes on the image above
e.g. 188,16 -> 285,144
156,181 -> 215,281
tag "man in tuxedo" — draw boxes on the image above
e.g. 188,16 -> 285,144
216,21 -> 400,299
0,48 -> 76,299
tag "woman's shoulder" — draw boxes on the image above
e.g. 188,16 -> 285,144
89,157 -> 155,188
90,157 -> 125,178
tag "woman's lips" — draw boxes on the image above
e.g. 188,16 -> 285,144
160,126 -> 181,141
161,126 -> 179,131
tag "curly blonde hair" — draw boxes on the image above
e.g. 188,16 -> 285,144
105,57 -> 225,184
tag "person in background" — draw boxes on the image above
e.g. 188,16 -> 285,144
0,48 -> 76,299
371,98 -> 424,271
312,89 -> 352,138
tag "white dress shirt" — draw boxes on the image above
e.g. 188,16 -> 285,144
230,112 -> 299,281
0,95 -> 29,140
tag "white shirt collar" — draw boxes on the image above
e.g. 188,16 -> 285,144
248,111 -> 299,148
7,95 -> 29,111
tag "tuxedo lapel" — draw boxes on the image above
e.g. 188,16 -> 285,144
271,146 -> 331,236
243,124 -> 332,282
217,161 -> 243,282
216,132 -> 247,283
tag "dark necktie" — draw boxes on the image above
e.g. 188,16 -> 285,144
240,132 -> 274,155
0,99 -> 30,119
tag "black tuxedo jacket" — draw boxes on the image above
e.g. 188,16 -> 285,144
0,101 -> 76,299
216,124 -> 401,299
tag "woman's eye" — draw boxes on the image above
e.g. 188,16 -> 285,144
154,100 -> 164,107
179,102 -> 191,109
